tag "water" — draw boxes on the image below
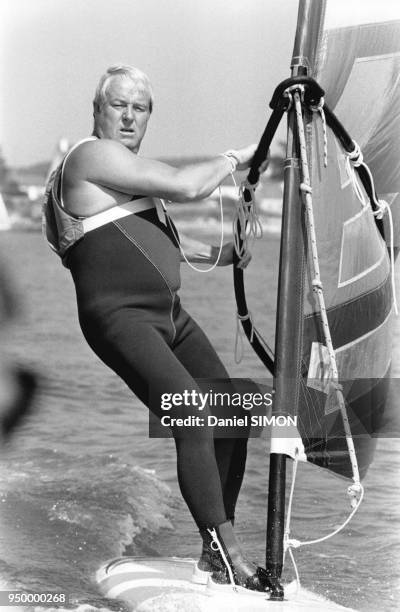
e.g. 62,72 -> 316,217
0,229 -> 399,611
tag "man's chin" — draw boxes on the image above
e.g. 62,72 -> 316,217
118,134 -> 139,152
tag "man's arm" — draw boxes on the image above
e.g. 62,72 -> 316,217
67,139 -> 256,203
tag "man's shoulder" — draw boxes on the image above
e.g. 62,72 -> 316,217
71,137 -> 125,158
66,138 -> 130,174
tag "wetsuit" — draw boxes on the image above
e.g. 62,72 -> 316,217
44,143 -> 249,528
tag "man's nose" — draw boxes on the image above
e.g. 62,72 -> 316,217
123,105 -> 134,121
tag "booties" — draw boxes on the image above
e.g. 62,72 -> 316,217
192,525 -> 226,584
204,520 -> 272,593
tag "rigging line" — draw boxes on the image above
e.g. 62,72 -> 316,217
284,452 -> 365,553
283,441 -> 365,566
284,456 -> 301,591
344,142 -> 369,209
287,547 -> 301,591
292,88 -> 362,497
234,311 -> 254,364
234,314 -> 272,365
374,198 -> 398,315
283,452 -> 299,566
309,97 -> 328,168
161,181 -> 225,273
286,483 -> 365,549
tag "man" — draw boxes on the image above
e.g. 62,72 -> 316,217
43,65 -> 271,592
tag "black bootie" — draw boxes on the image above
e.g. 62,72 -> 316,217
192,525 -> 225,584
204,520 -> 272,593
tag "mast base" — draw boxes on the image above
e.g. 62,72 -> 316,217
265,575 -> 284,601
265,560 -> 284,600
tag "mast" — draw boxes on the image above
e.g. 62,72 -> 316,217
265,0 -> 326,600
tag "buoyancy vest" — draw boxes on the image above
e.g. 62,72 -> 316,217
42,138 -> 167,266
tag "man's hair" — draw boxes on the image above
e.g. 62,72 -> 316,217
93,65 -> 154,113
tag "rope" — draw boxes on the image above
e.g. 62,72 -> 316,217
165,182 -> 226,273
283,452 -> 299,566
234,311 -> 272,365
309,97 -> 328,167
283,455 -> 301,591
287,484 -> 365,549
293,90 -> 362,496
374,199 -> 398,315
232,177 -> 264,362
234,311 -> 254,364
344,141 -> 369,208
232,179 -> 263,261
287,547 -> 301,591
283,453 -> 365,570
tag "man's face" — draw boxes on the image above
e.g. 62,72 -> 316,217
94,76 -> 151,153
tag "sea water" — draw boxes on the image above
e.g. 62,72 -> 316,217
0,229 -> 399,611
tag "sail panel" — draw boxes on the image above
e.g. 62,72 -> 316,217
303,117 -> 390,315
315,9 -> 400,244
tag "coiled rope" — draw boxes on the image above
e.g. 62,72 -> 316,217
232,177 -> 265,363
233,179 -> 263,260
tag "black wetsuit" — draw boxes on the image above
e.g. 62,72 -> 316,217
67,207 -> 248,527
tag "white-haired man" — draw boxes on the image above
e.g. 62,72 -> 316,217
43,65 -> 271,593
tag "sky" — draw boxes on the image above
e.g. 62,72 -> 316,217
0,0 -> 299,167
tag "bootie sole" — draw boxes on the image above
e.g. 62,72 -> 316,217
191,562 -> 212,585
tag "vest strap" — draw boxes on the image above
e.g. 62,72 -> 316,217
82,199 -> 159,233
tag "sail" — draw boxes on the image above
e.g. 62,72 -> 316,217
315,1 -> 400,249
278,0 -> 400,480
